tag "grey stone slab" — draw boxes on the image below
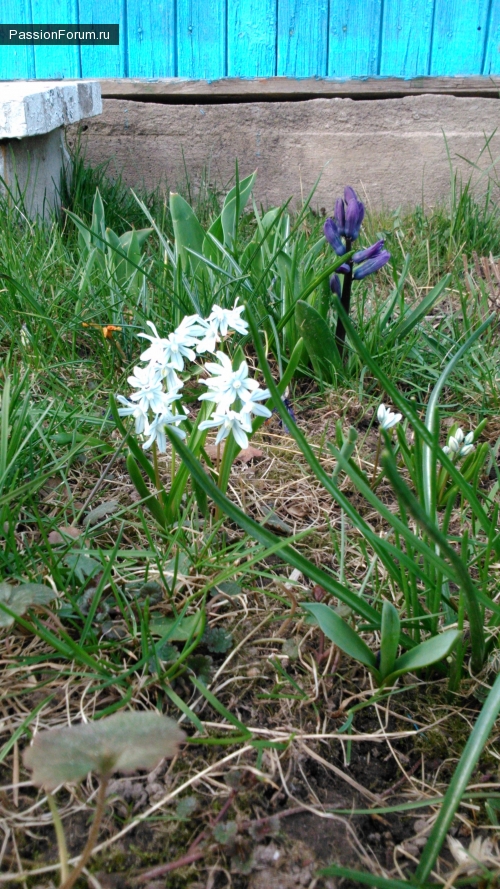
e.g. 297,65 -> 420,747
67,93 -> 500,211
0,80 -> 102,139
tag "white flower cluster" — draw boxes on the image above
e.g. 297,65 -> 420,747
443,427 -> 474,458
117,303 -> 272,452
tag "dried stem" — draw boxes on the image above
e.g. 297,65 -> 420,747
59,774 -> 110,889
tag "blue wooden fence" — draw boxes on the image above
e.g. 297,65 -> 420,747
1,0 -> 499,81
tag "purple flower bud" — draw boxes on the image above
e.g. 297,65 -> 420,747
334,198 -> 345,236
336,263 -> 351,274
345,198 -> 365,241
352,239 -> 385,263
329,273 -> 341,297
353,250 -> 391,279
324,218 -> 346,256
344,186 -> 359,204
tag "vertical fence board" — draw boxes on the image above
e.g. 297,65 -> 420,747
277,0 -> 328,77
31,0 -> 81,78
379,0 -> 434,77
79,0 -> 123,78
328,0 -> 382,78
228,0 -> 276,76
127,0 -> 176,76
483,1 -> 500,74
0,0 -> 35,78
177,0 -> 226,78
430,0 -> 489,75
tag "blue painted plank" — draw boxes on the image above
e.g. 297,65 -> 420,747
379,0 -> 434,77
430,0 -> 490,76
127,0 -> 176,77
79,0 -> 123,78
228,0 -> 277,76
277,0 -> 328,77
328,0 -> 382,78
30,0 -> 81,79
481,0 -> 499,75
0,0 -> 36,78
177,0 -> 226,78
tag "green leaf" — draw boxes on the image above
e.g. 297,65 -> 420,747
169,192 -> 205,272
126,452 -> 167,529
83,500 -> 121,526
416,671 -> 500,883
387,274 -> 450,345
63,552 -> 101,584
149,611 -> 204,642
23,712 -> 185,789
379,600 -> 400,679
0,582 -> 56,627
385,629 -> 460,684
295,300 -> 341,382
202,626 -> 233,654
302,602 -> 377,669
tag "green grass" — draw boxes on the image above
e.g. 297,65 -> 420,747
2,147 -> 500,887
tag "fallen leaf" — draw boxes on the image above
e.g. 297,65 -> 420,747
48,526 -> 81,545
285,503 -> 309,518
235,446 -> 264,463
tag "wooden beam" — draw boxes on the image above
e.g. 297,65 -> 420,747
99,76 -> 500,102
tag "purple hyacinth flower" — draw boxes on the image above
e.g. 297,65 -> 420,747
324,218 -> 346,256
329,273 -> 341,297
345,197 -> 365,241
352,239 -> 385,264
334,198 -> 346,236
353,250 -> 391,279
344,186 -> 358,204
336,263 -> 351,274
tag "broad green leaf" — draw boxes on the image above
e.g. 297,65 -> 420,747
169,192 -> 205,271
64,553 -> 101,584
384,629 -> 460,685
0,582 -> 56,627
302,602 -> 377,669
295,300 -> 341,382
149,610 -> 204,642
379,600 -> 400,679
23,712 -> 185,789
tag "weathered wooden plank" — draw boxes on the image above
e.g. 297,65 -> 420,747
328,0 -> 382,78
431,0 -> 490,76
31,0 -> 81,79
482,1 -> 500,75
277,0 -> 328,77
79,0 -> 123,78
0,0 -> 35,78
177,0 -> 226,78
99,75 -> 500,101
126,0 -> 176,77
227,0 -> 277,77
379,0 -> 434,77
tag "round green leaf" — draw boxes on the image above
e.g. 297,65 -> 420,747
23,712 -> 185,790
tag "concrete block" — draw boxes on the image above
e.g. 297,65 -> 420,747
0,80 -> 102,218
0,80 -> 102,138
67,93 -> 500,211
